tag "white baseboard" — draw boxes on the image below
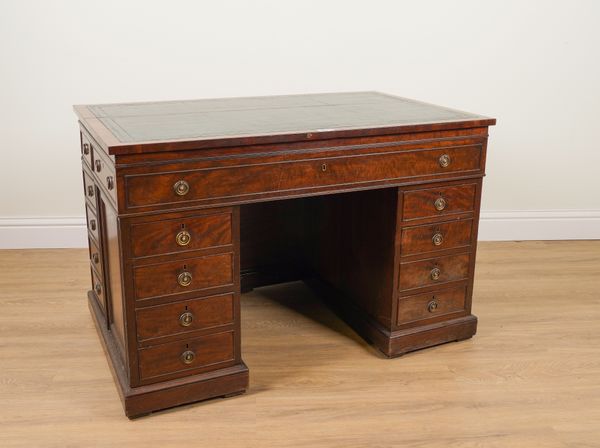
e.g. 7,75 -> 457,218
0,210 -> 598,249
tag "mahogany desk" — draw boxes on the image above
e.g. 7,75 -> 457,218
74,92 -> 495,417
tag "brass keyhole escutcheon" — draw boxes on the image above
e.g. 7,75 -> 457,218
179,311 -> 194,327
428,300 -> 439,313
434,197 -> 447,211
83,143 -> 90,155
181,350 -> 195,364
432,232 -> 444,246
176,230 -> 191,246
321,163 -> 327,172
173,180 -> 190,196
430,267 -> 441,281
178,271 -> 193,287
439,154 -> 451,168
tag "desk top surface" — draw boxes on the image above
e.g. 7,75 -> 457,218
74,92 -> 495,155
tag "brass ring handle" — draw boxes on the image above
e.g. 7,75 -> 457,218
90,219 -> 96,231
430,267 -> 441,281
434,197 -> 447,211
177,271 -> 193,287
439,154 -> 451,168
87,186 -> 94,197
106,176 -> 114,191
181,350 -> 195,365
95,160 -> 102,172
83,143 -> 90,155
173,180 -> 190,196
179,311 -> 194,327
176,230 -> 191,246
428,300 -> 438,313
92,253 -> 99,264
432,232 -> 444,246
95,283 -> 102,295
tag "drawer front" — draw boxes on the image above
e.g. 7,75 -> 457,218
136,294 -> 235,342
89,238 -> 103,278
81,132 -> 93,167
82,169 -> 96,206
397,286 -> 467,325
125,145 -> 481,209
402,183 -> 477,221
86,204 -> 99,242
138,331 -> 235,380
91,268 -> 106,313
400,219 -> 473,256
90,144 -> 117,203
399,253 -> 470,291
130,212 -> 232,258
134,253 -> 234,301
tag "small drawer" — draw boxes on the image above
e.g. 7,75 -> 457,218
133,253 -> 234,301
400,219 -> 473,256
138,331 -> 235,381
89,238 -> 103,278
86,204 -> 99,242
91,144 -> 117,202
397,286 -> 467,325
130,211 -> 233,258
399,253 -> 470,291
402,183 -> 476,221
81,132 -> 93,168
91,268 -> 106,314
136,294 -> 235,342
82,169 -> 96,206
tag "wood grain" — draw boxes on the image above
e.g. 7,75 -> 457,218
1,242 -> 599,446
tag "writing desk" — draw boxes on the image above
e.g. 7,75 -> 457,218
74,92 -> 495,417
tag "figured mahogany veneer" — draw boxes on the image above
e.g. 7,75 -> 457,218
75,91 -> 495,417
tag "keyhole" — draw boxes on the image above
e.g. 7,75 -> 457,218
321,163 -> 327,172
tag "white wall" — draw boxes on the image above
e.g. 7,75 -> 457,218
1,0 -> 599,247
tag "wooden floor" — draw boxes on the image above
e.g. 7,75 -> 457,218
1,241 -> 599,447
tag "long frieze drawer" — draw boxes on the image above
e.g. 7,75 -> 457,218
130,211 -> 233,258
133,253 -> 234,301
138,331 -> 235,381
402,183 -> 477,221
86,204 -> 99,242
397,286 -> 467,326
400,219 -> 473,256
124,145 -> 482,209
399,253 -> 470,291
136,293 -> 235,342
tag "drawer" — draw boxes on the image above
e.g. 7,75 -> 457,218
82,168 -> 96,206
397,286 -> 467,325
125,145 -> 482,209
90,143 -> 117,203
400,219 -> 473,256
138,331 -> 235,381
91,268 -> 106,314
130,211 -> 233,258
81,131 -> 93,168
399,253 -> 470,291
134,253 -> 234,301
136,293 -> 235,342
89,237 -> 103,278
402,183 -> 477,221
86,204 -> 99,242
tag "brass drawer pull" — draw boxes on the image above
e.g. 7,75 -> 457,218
92,253 -> 99,264
179,311 -> 194,327
106,176 -> 114,191
428,300 -> 439,313
430,267 -> 441,281
87,186 -> 94,197
173,180 -> 190,196
82,143 -> 90,155
181,350 -> 195,365
95,160 -> 102,172
434,197 -> 446,211
439,154 -> 451,168
432,232 -> 444,246
95,283 -> 102,295
176,230 -> 191,246
90,219 -> 97,231
177,271 -> 193,287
